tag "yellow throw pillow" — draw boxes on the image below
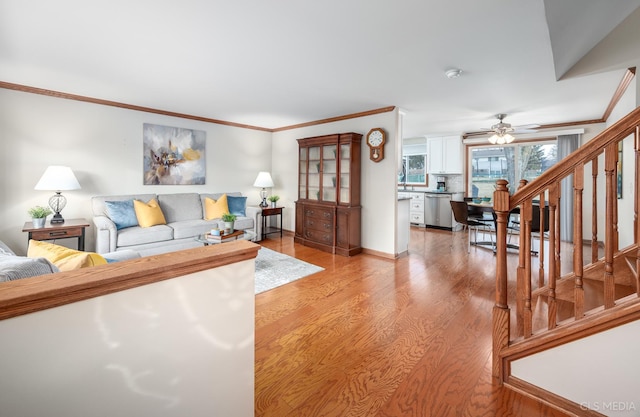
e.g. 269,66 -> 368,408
133,198 -> 167,227
27,240 -> 107,272
204,194 -> 228,220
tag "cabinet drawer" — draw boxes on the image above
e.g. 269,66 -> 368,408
304,217 -> 333,233
410,193 -> 425,201
410,201 -> 424,211
304,206 -> 334,221
30,227 -> 83,240
410,213 -> 425,223
303,229 -> 334,245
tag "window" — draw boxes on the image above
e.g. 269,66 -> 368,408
469,141 -> 557,196
399,154 -> 427,184
400,137 -> 428,185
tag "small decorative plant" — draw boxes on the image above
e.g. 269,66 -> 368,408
28,205 -> 52,219
268,195 -> 280,203
221,212 -> 237,222
221,212 -> 237,233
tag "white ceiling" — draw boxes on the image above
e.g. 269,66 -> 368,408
1,0 -> 639,139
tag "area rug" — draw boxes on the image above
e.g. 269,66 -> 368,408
254,247 -> 324,294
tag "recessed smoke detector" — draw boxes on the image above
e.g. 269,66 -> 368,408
445,68 -> 462,79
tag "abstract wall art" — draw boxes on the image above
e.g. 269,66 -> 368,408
143,123 -> 206,185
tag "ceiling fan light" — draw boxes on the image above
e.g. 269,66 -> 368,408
504,133 -> 515,144
488,134 -> 498,144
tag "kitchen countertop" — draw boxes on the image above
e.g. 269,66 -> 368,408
398,189 -> 461,195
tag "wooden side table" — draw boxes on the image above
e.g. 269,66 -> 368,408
261,207 -> 284,240
22,218 -> 90,251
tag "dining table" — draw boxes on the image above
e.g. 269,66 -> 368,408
466,200 -> 521,252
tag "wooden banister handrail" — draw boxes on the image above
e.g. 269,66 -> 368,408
509,106 -> 640,209
492,105 -> 640,389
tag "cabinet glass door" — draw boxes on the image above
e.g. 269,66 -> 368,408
299,147 -> 307,199
308,146 -> 321,201
339,143 -> 350,204
322,145 -> 337,203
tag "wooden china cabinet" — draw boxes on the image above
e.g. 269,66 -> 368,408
294,132 -> 362,256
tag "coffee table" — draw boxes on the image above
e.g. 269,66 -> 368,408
196,229 -> 257,245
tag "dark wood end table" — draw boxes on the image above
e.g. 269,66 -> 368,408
261,207 -> 284,240
22,218 -> 91,251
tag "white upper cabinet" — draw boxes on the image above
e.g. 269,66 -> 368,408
427,136 -> 463,174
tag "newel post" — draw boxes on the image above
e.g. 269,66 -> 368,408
492,179 -> 510,381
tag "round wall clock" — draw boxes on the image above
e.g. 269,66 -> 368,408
366,128 -> 386,162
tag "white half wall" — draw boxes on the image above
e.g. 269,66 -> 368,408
511,320 -> 640,416
0,259 -> 255,417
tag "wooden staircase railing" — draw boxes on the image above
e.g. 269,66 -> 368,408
492,106 -> 640,388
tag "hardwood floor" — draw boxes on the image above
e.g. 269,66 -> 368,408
255,227 -> 571,417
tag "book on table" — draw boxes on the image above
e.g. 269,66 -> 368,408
205,230 -> 244,241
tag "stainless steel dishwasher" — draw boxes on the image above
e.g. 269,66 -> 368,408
424,193 -> 452,229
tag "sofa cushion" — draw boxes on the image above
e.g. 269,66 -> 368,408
157,193 -> 203,223
232,216 -> 254,231
104,200 -> 138,230
102,249 -> 141,263
227,195 -> 247,217
0,240 -> 16,256
117,225 -> 174,247
134,198 -> 167,227
92,194 -> 157,217
204,195 -> 228,220
0,251 -> 59,281
27,240 -> 107,272
170,219 -> 221,239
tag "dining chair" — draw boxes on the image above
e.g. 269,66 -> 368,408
450,200 -> 495,252
503,203 -> 549,255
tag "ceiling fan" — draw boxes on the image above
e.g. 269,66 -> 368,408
466,114 -> 540,144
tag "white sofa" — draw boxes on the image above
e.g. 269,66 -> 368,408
91,192 -> 261,257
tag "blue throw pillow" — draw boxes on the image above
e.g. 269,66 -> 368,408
105,200 -> 138,230
227,196 -> 247,217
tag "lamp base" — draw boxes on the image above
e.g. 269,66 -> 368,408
50,212 -> 65,224
259,198 -> 268,208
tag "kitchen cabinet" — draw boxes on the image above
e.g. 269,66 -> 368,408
427,136 -> 463,174
397,197 -> 410,255
295,132 -> 361,256
408,192 -> 425,225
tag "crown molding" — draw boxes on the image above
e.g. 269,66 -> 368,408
0,81 -> 395,133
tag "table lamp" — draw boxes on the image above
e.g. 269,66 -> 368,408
34,166 -> 81,224
253,171 -> 274,208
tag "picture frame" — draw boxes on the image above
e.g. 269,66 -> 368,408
143,123 -> 206,185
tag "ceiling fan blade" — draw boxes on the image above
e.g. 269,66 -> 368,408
513,123 -> 540,130
464,130 -> 491,137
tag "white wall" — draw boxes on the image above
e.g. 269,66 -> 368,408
0,88 -> 272,254
271,110 -> 399,255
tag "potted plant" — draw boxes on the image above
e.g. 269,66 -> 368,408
28,205 -> 52,228
268,195 -> 280,208
221,212 -> 237,233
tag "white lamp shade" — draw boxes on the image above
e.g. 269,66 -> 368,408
34,166 -> 81,191
253,171 -> 274,188
487,133 -> 515,145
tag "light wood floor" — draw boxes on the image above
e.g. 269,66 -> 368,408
255,227 -> 570,417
